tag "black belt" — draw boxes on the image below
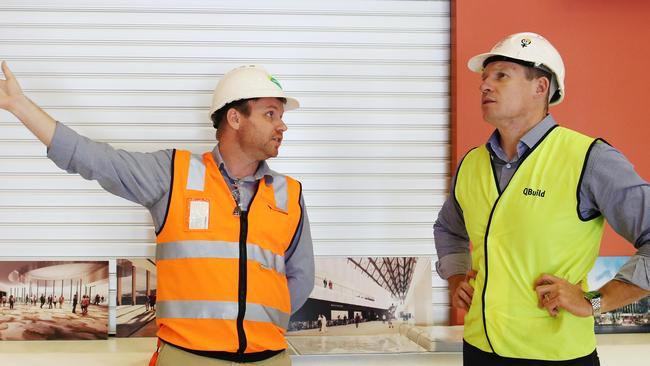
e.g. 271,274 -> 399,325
162,339 -> 284,363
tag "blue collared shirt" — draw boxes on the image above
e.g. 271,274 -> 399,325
48,121 -> 315,313
434,115 -> 650,290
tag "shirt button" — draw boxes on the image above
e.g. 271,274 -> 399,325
506,163 -> 512,169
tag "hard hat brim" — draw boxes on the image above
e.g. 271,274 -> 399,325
284,96 -> 300,111
467,52 -> 501,72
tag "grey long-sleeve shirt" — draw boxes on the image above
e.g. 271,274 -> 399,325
434,115 -> 650,291
47,121 -> 315,313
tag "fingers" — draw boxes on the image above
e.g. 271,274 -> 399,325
452,291 -> 470,310
534,273 -> 558,310
466,269 -> 477,280
535,273 -> 559,316
452,281 -> 475,310
534,273 -> 559,287
541,294 -> 560,317
536,285 -> 560,316
534,274 -> 591,317
535,283 -> 553,300
1,61 -> 13,80
0,61 -> 24,101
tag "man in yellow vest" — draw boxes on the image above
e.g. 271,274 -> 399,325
434,32 -> 650,365
0,63 -> 314,365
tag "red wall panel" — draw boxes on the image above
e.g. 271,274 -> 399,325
452,0 -> 650,258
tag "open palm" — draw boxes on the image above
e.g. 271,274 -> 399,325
0,61 -> 24,110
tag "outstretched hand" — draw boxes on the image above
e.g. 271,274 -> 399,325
0,61 -> 25,110
534,273 -> 592,317
0,60 -> 56,146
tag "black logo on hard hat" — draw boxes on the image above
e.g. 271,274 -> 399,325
521,38 -> 531,48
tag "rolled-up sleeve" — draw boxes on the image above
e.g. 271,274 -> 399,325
614,255 -> 650,291
434,173 -> 472,279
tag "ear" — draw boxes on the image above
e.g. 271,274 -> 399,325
535,76 -> 550,99
225,108 -> 241,130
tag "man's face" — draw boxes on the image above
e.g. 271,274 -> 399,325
479,61 -> 538,126
237,97 -> 287,161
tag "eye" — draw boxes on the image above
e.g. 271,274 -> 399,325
496,72 -> 507,79
265,111 -> 274,118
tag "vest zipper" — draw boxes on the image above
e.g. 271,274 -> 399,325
235,181 -> 260,357
236,211 -> 249,355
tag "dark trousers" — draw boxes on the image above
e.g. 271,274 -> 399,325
463,341 -> 600,366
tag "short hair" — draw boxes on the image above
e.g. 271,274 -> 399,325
210,97 -> 288,130
210,98 -> 256,129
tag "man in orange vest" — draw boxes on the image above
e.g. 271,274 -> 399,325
0,62 -> 315,365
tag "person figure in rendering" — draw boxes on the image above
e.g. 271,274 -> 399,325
81,295 -> 89,315
144,293 -> 150,312
319,314 -> 327,333
148,293 -> 156,312
434,32 -> 650,365
72,293 -> 78,314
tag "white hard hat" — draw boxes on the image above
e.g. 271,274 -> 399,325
468,32 -> 565,105
209,65 -> 299,124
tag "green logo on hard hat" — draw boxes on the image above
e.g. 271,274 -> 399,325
521,38 -> 531,48
268,75 -> 283,90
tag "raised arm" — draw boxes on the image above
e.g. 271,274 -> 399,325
2,61 -> 173,227
0,61 -> 57,146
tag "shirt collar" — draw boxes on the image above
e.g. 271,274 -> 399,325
211,143 -> 275,183
486,114 -> 557,163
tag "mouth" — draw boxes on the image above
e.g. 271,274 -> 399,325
271,137 -> 282,145
482,98 -> 496,105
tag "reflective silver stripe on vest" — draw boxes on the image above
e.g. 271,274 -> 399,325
156,240 -> 286,274
186,154 -> 206,191
272,175 -> 288,212
157,300 -> 289,329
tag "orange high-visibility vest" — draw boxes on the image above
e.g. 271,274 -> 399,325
155,149 -> 303,354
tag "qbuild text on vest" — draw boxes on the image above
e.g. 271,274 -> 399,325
523,188 -> 546,197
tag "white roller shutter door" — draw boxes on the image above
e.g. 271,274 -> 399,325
0,0 -> 451,325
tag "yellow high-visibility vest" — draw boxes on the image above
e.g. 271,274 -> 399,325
455,126 -> 604,360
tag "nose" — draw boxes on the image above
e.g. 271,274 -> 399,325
277,119 -> 288,132
480,78 -> 492,94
